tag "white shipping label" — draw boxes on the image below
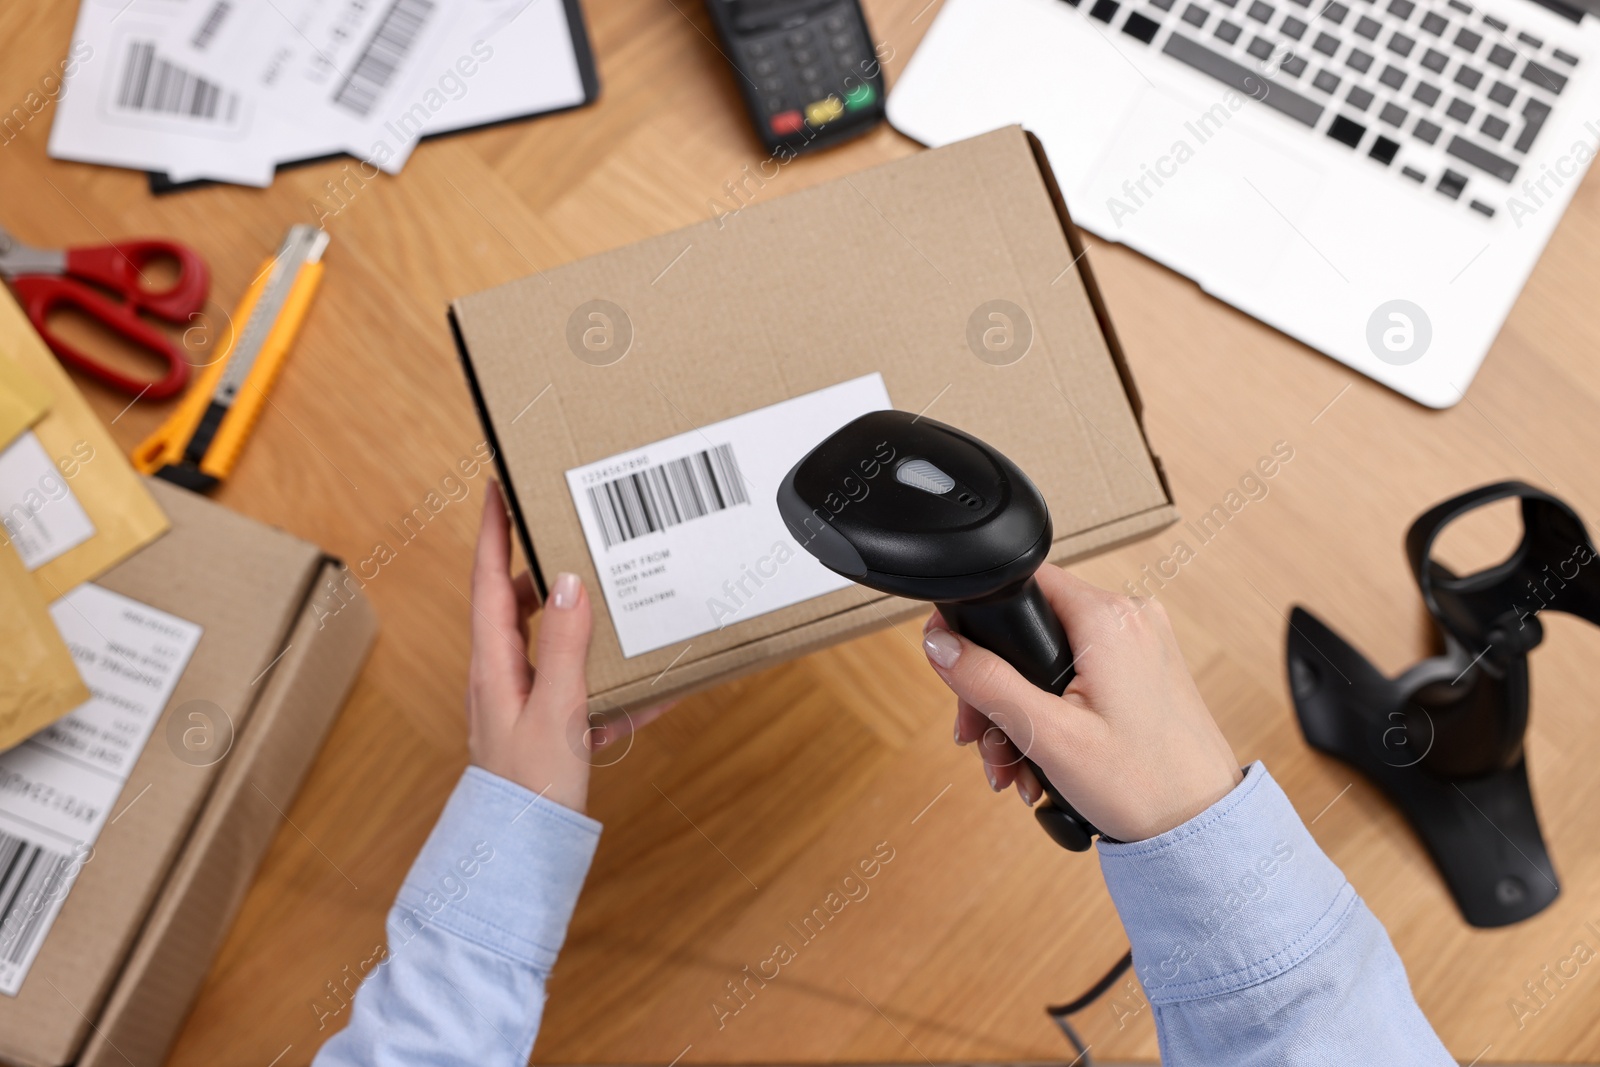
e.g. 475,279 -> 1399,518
47,0 -> 277,188
566,374 -> 892,658
0,584 -> 203,996
0,432 -> 95,571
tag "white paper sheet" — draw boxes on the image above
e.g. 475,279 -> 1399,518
405,0 -> 590,144
0,584 -> 203,996
565,374 -> 892,658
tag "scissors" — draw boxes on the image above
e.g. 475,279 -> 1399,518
0,224 -> 210,400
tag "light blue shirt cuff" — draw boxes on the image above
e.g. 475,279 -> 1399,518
391,766 -> 601,974
1097,761 -> 1358,1005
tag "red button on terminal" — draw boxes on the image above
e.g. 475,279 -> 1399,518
770,110 -> 804,135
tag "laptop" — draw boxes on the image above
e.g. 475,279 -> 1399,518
887,0 -> 1600,407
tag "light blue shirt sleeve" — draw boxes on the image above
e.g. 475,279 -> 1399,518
314,761 -> 1450,1066
311,765 -> 600,1067
1098,761 -> 1454,1065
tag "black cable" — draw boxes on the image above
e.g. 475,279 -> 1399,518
1048,947 -> 1133,1015
1048,1014 -> 1093,1065
1044,947 -> 1135,1066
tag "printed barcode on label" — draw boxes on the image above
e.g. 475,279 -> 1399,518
0,831 -> 73,969
115,41 -> 236,121
332,0 -> 435,117
191,1 -> 232,49
587,444 -> 749,550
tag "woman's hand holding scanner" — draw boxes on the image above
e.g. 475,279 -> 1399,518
777,410 -> 1186,848
924,565 -> 1242,844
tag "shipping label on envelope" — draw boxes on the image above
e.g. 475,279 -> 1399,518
0,539 -> 89,756
0,287 -> 168,599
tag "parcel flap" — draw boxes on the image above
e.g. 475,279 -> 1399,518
0,355 -> 50,450
0,539 -> 88,753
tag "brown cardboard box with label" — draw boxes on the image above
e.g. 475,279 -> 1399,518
450,125 -> 1177,714
0,480 -> 377,1067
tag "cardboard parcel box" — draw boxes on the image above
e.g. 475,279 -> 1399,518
0,481 -> 377,1067
451,126 -> 1177,712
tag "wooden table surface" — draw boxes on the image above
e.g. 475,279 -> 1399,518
7,0 -> 1600,1063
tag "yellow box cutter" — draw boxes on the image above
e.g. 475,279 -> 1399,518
134,225 -> 328,491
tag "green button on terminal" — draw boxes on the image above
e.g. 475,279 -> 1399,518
843,83 -> 876,110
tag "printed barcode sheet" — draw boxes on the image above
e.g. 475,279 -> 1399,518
0,835 -> 77,972
115,40 -> 238,120
333,0 -> 437,116
189,1 -> 231,50
564,373 -> 891,658
0,586 -> 202,997
586,443 -> 750,549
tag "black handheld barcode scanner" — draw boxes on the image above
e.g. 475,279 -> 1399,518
777,410 -> 1104,851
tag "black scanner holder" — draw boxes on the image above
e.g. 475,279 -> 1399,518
1287,481 -> 1600,927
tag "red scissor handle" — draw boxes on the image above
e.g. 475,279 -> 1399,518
10,275 -> 191,399
65,238 -> 210,322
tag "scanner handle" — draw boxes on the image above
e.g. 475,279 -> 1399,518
939,577 -> 1075,694
938,578 -> 1106,851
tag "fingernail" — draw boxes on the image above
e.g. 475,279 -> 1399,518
1017,777 -> 1039,807
923,628 -> 961,670
985,762 -> 1000,792
551,572 -> 580,610
954,719 -> 967,746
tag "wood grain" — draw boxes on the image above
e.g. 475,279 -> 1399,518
5,0 -> 1600,1061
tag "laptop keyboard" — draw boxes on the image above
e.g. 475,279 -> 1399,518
1067,0 -> 1579,218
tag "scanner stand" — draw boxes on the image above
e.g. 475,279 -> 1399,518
1286,482 -> 1600,927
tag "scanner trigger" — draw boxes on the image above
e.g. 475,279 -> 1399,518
1035,801 -> 1095,852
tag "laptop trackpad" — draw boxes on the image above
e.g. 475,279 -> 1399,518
1074,85 -> 1327,284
